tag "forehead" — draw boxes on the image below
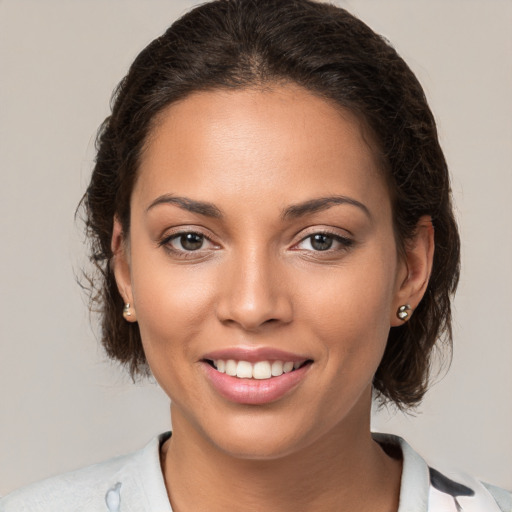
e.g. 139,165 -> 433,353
135,85 -> 390,216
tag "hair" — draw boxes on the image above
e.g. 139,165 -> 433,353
82,0 -> 460,409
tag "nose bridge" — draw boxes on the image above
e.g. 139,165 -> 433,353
216,243 -> 292,330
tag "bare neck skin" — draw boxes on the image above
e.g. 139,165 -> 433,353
160,387 -> 402,512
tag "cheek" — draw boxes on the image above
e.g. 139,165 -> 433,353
128,258 -> 218,405
299,254 -> 397,369
129,250 -> 217,357
304,263 -> 395,332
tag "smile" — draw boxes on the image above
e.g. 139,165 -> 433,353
200,348 -> 313,404
207,359 -> 310,379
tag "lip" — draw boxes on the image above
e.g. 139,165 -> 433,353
202,346 -> 309,363
200,347 -> 312,405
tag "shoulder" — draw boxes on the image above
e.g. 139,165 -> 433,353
481,482 -> 512,512
0,453 -> 132,512
427,467 -> 512,512
0,433 -> 171,512
373,432 -> 511,512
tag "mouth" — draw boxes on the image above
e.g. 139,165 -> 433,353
203,358 -> 313,380
200,349 -> 313,404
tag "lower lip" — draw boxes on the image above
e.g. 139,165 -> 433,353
202,362 -> 311,405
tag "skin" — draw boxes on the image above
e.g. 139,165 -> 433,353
112,84 -> 434,512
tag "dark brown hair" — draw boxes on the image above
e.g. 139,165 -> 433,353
82,0 -> 460,409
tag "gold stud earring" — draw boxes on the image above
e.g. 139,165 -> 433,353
123,303 -> 132,317
397,304 -> 411,321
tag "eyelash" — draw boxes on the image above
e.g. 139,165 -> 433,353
293,230 -> 354,254
158,230 -> 218,258
158,229 -> 354,259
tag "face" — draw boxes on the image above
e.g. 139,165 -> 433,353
114,85 -> 416,459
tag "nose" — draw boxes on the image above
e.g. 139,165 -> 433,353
215,248 -> 293,332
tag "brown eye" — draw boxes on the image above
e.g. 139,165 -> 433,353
170,232 -> 205,251
160,229 -> 220,258
310,234 -> 333,251
294,231 -> 354,253
180,233 -> 204,250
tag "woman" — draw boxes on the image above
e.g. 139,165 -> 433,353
1,0 -> 509,511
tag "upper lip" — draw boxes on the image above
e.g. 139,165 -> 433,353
201,346 -> 311,363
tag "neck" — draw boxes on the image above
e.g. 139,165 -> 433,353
161,397 -> 401,512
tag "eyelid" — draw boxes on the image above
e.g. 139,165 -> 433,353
293,225 -> 353,242
157,226 -> 221,250
157,225 -> 354,255
291,227 -> 354,251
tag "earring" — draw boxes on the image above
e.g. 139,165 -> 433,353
397,304 -> 411,321
123,303 -> 132,317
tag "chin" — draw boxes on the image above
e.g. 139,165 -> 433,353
212,431 -> 307,461
192,406 -> 324,462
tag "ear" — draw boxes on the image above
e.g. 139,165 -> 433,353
390,215 -> 435,326
111,217 -> 137,322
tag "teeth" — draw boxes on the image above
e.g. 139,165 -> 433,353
212,359 -> 306,379
271,360 -> 283,376
253,361 -> 272,379
225,359 -> 237,376
236,361 -> 253,379
283,361 -> 294,373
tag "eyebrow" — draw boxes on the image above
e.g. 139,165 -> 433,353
146,194 -> 223,218
146,193 -> 371,221
282,195 -> 371,220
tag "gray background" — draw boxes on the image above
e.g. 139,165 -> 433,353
1,0 -> 511,495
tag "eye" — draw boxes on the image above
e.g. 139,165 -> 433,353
295,232 -> 353,252
307,233 -> 334,251
170,233 -> 204,251
159,231 -> 217,255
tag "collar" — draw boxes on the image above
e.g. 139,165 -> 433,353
372,433 -> 430,512
143,432 -> 430,512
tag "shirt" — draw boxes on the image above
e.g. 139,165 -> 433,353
1,432 -> 510,511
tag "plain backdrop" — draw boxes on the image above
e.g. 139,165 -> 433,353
1,0 -> 511,496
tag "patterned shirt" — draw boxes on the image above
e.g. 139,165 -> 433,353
1,432 -> 510,511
